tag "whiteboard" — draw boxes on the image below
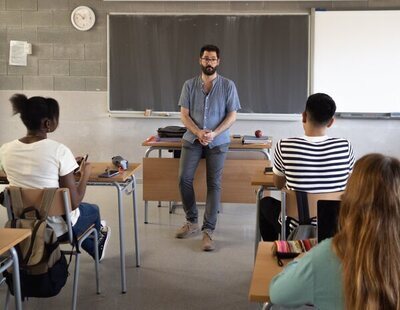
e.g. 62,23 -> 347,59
312,10 -> 400,114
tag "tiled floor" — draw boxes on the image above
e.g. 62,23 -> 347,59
0,184 -> 261,310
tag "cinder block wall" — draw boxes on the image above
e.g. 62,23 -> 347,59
0,0 -> 108,90
0,0 -> 397,91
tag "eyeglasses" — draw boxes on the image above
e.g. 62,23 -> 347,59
201,57 -> 218,63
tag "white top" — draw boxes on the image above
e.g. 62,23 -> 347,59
0,139 -> 80,236
273,135 -> 355,193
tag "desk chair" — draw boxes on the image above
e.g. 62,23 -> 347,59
317,200 -> 341,242
283,190 -> 343,219
3,187 -> 100,310
280,190 -> 343,240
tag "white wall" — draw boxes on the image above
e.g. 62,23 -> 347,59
1,90 -> 399,180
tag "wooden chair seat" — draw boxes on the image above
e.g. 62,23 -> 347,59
58,224 -> 96,245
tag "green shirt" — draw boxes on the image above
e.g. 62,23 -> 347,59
269,239 -> 344,310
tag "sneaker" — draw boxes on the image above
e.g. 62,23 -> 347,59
202,229 -> 215,251
98,225 -> 111,262
175,222 -> 199,239
100,220 -> 107,233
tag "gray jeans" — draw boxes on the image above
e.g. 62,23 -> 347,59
178,140 -> 229,231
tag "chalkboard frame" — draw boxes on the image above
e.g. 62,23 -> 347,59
107,13 -> 310,119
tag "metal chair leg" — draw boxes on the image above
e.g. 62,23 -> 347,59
72,253 -> 80,310
93,229 -> 100,294
10,247 -> 22,310
5,287 -> 10,310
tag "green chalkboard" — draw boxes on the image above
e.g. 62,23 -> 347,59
108,14 -> 309,114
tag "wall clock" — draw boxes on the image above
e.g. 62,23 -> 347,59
71,6 -> 96,31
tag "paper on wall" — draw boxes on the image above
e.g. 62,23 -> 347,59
9,40 -> 28,66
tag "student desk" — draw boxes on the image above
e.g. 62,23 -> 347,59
0,162 -> 141,294
248,241 -> 291,303
0,228 -> 31,310
84,162 -> 141,294
142,136 -> 272,224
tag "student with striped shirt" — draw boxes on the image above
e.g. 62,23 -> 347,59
260,93 -> 355,241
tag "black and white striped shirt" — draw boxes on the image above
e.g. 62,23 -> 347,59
273,136 -> 355,193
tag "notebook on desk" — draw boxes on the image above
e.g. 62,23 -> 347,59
317,200 -> 341,242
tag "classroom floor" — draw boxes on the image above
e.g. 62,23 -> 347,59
0,184 -> 261,310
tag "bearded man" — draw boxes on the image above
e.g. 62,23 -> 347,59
175,44 -> 241,251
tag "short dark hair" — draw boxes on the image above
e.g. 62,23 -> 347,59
10,94 -> 60,130
305,93 -> 336,125
200,44 -> 220,58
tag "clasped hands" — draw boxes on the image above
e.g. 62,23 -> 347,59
197,129 -> 215,146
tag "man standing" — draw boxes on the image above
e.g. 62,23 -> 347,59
259,93 -> 355,241
175,44 -> 241,251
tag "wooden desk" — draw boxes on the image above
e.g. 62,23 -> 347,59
1,162 -> 142,294
81,162 -> 141,293
250,170 -> 274,187
142,136 -> 272,224
249,242 -> 290,303
85,162 -> 140,183
0,163 -> 140,184
0,228 -> 31,310
0,228 -> 31,258
143,135 -> 272,156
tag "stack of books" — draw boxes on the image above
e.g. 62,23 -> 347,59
242,135 -> 271,144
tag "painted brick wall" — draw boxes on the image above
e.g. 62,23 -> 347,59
0,0 -> 397,91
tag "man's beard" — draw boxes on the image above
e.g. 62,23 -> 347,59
201,65 -> 217,76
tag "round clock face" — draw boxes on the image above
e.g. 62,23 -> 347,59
71,6 -> 96,31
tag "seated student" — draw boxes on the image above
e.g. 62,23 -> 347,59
260,93 -> 355,241
0,94 -> 110,261
269,153 -> 400,309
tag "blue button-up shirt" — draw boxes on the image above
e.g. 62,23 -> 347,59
178,75 -> 241,148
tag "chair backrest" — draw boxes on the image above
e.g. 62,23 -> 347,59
4,187 -> 74,243
5,187 -> 72,217
284,190 -> 343,219
317,200 -> 341,242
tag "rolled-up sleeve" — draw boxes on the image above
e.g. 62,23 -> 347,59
178,81 -> 190,109
226,81 -> 241,112
273,141 -> 285,176
57,144 -> 78,177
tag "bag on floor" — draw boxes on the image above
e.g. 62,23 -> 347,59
3,187 -> 68,298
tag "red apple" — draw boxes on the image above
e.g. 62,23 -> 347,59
255,130 -> 263,138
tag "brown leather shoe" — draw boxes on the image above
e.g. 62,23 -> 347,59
175,222 -> 200,239
202,229 -> 215,251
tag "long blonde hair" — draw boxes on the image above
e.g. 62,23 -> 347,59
332,153 -> 400,309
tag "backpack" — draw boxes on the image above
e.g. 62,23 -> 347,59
3,187 -> 69,299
